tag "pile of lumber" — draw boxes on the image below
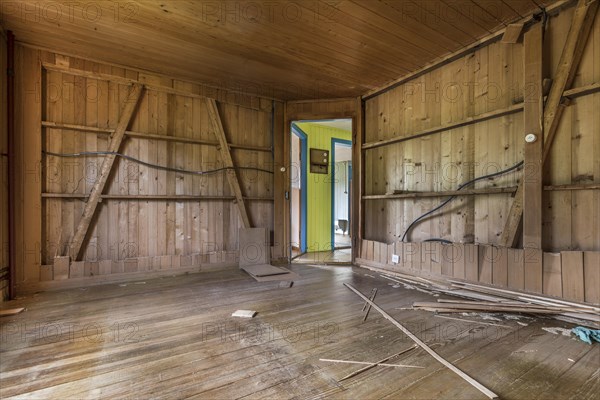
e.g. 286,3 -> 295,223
378,272 -> 600,328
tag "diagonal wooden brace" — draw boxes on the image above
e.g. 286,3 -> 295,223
205,98 -> 252,228
68,83 -> 144,260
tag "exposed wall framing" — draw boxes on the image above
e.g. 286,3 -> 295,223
360,3 -> 600,304
362,6 -> 600,253
358,239 -> 600,306
13,45 -> 279,293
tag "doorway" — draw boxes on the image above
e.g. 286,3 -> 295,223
291,124 -> 307,256
290,119 -> 353,264
332,138 -> 352,250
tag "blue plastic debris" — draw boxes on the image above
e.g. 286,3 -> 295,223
571,327 -> 600,345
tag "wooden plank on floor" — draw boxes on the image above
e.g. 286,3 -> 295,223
239,227 -> 270,267
241,264 -> 288,277
561,251 -> 585,302
583,252 -> 600,304
542,252 -> 562,298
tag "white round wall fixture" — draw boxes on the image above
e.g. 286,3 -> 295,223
280,166 -> 286,172
525,133 -> 537,143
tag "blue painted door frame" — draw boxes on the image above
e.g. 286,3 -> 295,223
291,124 -> 308,253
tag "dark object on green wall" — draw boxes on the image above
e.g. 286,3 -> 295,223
310,148 -> 329,174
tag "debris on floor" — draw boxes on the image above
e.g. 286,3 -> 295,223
373,270 -> 600,329
0,308 -> 25,317
571,326 -> 600,344
232,310 -> 257,318
542,327 -> 573,337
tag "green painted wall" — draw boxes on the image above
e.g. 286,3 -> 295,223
295,122 -> 351,252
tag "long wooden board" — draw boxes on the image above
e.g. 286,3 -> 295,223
344,284 -> 498,400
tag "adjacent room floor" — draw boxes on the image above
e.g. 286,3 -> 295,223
0,265 -> 598,399
293,249 -> 352,264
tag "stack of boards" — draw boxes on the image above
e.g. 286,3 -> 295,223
375,270 -> 600,329
239,228 -> 300,283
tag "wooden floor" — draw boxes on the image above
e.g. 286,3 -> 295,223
1,265 -> 598,399
293,249 -> 352,264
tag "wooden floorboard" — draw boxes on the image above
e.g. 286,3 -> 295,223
1,265 -> 597,399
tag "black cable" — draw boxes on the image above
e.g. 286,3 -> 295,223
423,238 -> 453,245
43,151 -> 274,175
400,160 -> 524,242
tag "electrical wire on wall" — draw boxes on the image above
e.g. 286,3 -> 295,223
400,160 -> 524,242
43,150 -> 274,176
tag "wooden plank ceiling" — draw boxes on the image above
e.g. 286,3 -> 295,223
0,0 -> 556,100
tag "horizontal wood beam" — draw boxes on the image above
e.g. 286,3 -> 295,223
543,183 -> 600,191
563,81 -> 600,98
42,121 -> 272,152
363,104 -> 524,150
42,193 -> 273,201
362,78 -> 599,151
42,62 -> 277,107
362,186 -> 518,200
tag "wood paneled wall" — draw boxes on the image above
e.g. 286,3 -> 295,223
0,28 -> 8,302
363,8 -> 600,252
13,44 -> 278,293
358,240 -> 600,306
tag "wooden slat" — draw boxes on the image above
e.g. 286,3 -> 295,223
544,183 -> 600,191
492,247 -> 508,287
363,186 -> 518,200
583,252 -> 600,304
41,193 -> 272,201
507,248 -> 525,291
561,251 -> 585,302
478,245 -> 493,284
42,62 -> 277,106
68,83 -> 144,260
451,243 -> 466,279
362,103 -> 523,150
542,253 -> 563,298
205,98 -> 251,229
441,244 -> 454,277
41,121 -> 272,152
524,248 -> 543,294
465,244 -> 479,282
344,284 -> 499,400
